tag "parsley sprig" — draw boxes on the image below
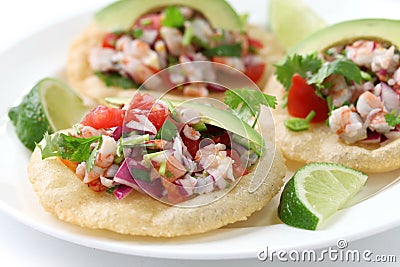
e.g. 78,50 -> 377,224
224,88 -> 277,128
384,111 -> 400,127
38,133 -> 102,170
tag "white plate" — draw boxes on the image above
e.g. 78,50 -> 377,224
1,2 -> 400,260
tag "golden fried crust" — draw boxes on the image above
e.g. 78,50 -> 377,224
265,76 -> 400,173
66,23 -> 285,103
28,134 -> 286,237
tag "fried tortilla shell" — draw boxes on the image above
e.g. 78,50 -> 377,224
265,76 -> 400,173
28,132 -> 286,237
66,23 -> 285,103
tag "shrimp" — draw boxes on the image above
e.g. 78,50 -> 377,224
80,125 -> 108,138
195,143 -> 235,181
95,135 -> 118,168
182,84 -> 209,97
123,39 -> 160,70
183,125 -> 201,141
356,91 -> 385,119
345,40 -> 375,68
121,58 -> 156,84
89,47 -> 115,72
212,56 -> 245,72
371,46 -> 399,73
329,106 -> 367,144
160,27 -> 183,56
324,74 -> 353,107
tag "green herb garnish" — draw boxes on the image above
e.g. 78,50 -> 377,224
203,43 -> 242,57
224,88 -> 277,127
275,53 -> 322,91
38,132 -> 102,162
161,6 -> 185,28
94,71 -> 139,89
384,111 -> 400,127
285,111 -> 316,132
131,28 -> 143,39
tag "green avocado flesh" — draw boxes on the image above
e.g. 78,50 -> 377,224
105,96 -> 264,153
95,0 -> 242,31
291,19 -> 400,54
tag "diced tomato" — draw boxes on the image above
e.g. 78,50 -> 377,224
245,63 -> 265,83
134,14 -> 162,30
227,149 -> 248,178
126,93 -> 169,131
248,37 -> 264,49
60,159 -> 78,172
102,32 -> 120,49
181,134 -> 201,158
81,105 -> 125,129
88,178 -> 107,192
161,179 -> 185,204
287,74 -> 329,123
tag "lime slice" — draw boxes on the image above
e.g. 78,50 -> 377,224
269,0 -> 327,48
278,163 -> 368,230
8,78 -> 89,150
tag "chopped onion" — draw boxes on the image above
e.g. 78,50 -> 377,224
113,185 -> 133,200
360,131 -> 381,144
112,126 -> 122,141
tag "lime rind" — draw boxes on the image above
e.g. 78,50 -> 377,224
278,162 -> 368,230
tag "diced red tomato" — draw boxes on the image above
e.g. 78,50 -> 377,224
81,105 -> 125,129
287,74 -> 329,123
134,14 -> 162,30
60,159 -> 78,172
248,37 -> 264,49
102,32 -> 121,49
227,149 -> 248,178
125,93 -> 170,131
88,178 -> 107,192
161,179 -> 185,204
245,63 -> 265,83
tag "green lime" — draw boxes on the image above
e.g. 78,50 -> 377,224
269,0 -> 327,48
8,78 -> 89,151
278,162 -> 368,230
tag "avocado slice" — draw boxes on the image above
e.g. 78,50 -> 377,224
106,96 -> 264,154
290,19 -> 400,54
95,0 -> 242,31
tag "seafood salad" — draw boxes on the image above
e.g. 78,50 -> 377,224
89,5 -> 266,97
276,39 -> 400,145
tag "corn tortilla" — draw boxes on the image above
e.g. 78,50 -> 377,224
264,76 -> 400,173
66,23 -> 285,103
28,132 -> 286,237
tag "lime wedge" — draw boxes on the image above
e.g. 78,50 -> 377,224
269,0 -> 327,48
278,163 -> 368,230
8,78 -> 89,150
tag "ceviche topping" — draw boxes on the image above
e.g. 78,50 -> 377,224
38,89 -> 276,203
90,6 -> 266,96
275,40 -> 400,144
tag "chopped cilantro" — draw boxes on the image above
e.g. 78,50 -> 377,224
165,170 -> 174,179
284,111 -> 316,132
203,43 -> 242,57
38,132 -> 102,162
224,88 -> 277,127
94,71 -> 139,89
106,185 -> 119,194
275,53 -> 322,91
131,28 -> 143,39
384,111 -> 400,127
140,18 -> 152,26
161,6 -> 185,28
307,59 -> 362,88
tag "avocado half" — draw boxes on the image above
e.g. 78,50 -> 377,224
95,0 -> 242,31
290,19 -> 400,54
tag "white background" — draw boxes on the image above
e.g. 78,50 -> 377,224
0,0 -> 399,266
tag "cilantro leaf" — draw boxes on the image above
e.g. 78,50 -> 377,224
94,71 -> 139,89
224,88 -> 277,127
38,132 -> 102,163
86,139 -> 101,172
384,111 -> 400,127
284,110 -> 316,132
275,53 -> 322,91
203,43 -> 242,57
161,6 -> 185,28
308,59 -> 362,87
